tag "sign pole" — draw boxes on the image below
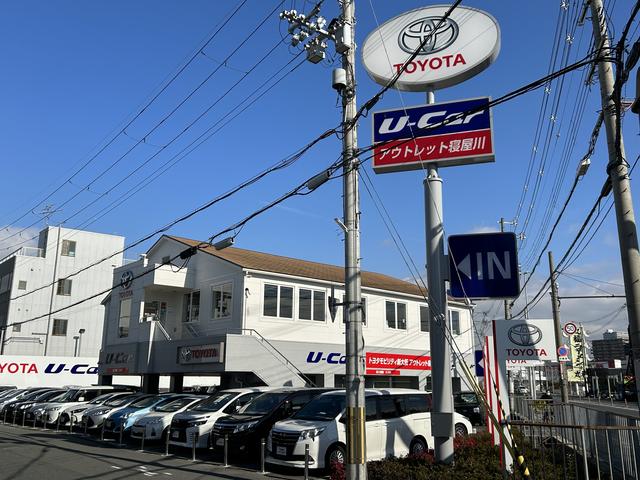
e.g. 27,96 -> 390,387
548,251 -> 569,403
425,88 -> 454,465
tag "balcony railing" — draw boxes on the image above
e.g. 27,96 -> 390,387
17,247 -> 44,258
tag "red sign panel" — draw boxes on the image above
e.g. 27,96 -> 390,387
365,352 -> 431,373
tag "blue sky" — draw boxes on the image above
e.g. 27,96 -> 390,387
0,1 -> 638,339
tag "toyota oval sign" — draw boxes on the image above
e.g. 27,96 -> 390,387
361,5 -> 500,91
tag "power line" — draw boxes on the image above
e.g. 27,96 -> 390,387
0,0 -> 250,232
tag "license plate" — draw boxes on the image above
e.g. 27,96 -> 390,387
171,431 -> 179,438
276,446 -> 287,456
215,437 -> 224,446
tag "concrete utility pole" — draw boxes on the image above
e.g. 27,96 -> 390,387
279,3 -> 366,478
548,251 -> 569,403
44,225 -> 62,356
589,0 -> 640,408
425,89 -> 454,464
499,218 -> 515,320
340,2 -> 366,478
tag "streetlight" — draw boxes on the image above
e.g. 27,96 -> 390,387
77,328 -> 85,357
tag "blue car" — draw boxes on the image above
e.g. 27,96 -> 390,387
103,394 -> 187,435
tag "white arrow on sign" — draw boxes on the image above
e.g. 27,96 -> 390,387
457,255 -> 472,279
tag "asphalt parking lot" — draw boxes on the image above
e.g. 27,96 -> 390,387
0,423 -> 321,480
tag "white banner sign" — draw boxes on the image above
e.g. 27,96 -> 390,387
178,343 -> 224,365
506,359 -> 544,370
0,355 -> 99,388
494,319 -> 558,361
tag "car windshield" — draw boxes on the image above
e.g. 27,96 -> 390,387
154,397 -> 198,413
455,393 -> 477,404
56,389 -> 81,402
105,394 -> 138,407
33,390 -> 62,401
88,393 -> 116,405
189,393 -> 237,412
238,392 -> 290,416
21,390 -> 50,401
129,396 -> 157,408
293,394 -> 346,421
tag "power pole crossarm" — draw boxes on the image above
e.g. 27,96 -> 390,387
589,0 -> 640,411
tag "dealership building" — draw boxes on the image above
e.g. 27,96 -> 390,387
98,235 -> 474,393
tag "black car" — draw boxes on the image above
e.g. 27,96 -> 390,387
210,388 -> 332,459
453,391 -> 484,426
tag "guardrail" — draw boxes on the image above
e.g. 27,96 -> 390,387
513,397 -> 640,479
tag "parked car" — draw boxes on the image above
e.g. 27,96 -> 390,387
1,388 -> 57,421
210,388 -> 332,458
170,387 -> 274,449
39,385 -> 128,425
103,394 -> 189,436
57,391 -> 134,428
9,389 -> 66,425
131,395 -> 204,441
266,389 -> 473,470
453,391 -> 484,426
81,393 -> 151,431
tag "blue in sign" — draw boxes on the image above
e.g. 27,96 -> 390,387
474,350 -> 484,377
448,232 -> 520,299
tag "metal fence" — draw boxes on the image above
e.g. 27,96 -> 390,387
513,397 -> 640,479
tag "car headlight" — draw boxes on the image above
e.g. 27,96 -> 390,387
93,409 -> 110,415
188,419 -> 208,427
19,404 -> 32,410
299,427 -> 325,440
234,421 -> 259,433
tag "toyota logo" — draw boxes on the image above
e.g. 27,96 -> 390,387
181,348 -> 192,362
120,271 -> 134,290
398,17 -> 459,55
508,324 -> 543,346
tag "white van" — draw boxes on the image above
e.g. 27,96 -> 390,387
169,387 -> 275,448
266,389 -> 473,469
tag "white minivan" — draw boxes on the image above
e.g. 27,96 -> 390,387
266,389 -> 473,469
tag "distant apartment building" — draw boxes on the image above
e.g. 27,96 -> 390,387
591,329 -> 630,363
0,226 -> 125,357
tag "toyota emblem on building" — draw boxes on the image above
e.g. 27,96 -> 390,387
508,324 -> 543,346
398,17 -> 459,55
120,270 -> 134,290
180,348 -> 193,362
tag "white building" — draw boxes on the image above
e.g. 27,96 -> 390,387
0,226 -> 125,357
99,235 -> 475,393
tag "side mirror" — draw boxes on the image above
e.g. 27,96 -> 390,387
283,400 -> 293,416
339,414 -> 347,424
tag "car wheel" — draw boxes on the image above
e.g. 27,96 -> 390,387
455,423 -> 468,436
409,437 -> 428,455
326,444 -> 346,469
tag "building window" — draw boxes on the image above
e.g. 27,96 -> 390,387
212,282 -> 232,319
52,319 -> 68,336
0,273 -> 11,294
17,281 -> 27,290
118,298 -> 131,338
61,240 -> 76,257
299,289 -> 325,321
263,284 -> 293,319
183,291 -> 200,322
420,305 -> 430,332
56,279 -> 72,296
12,323 -> 21,333
342,295 -> 367,325
450,310 -> 461,335
385,301 -> 407,330
144,301 -> 167,322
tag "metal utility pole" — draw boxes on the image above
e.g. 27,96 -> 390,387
548,251 -> 569,403
425,89 -> 454,464
280,3 -> 366,478
589,0 -> 640,408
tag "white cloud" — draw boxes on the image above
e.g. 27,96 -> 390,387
469,225 -> 499,234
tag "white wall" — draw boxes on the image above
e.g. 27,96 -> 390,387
5,227 -> 124,358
